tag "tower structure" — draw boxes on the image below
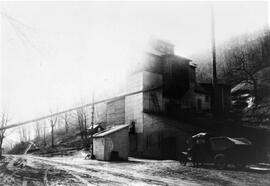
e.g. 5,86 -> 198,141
125,39 -> 196,158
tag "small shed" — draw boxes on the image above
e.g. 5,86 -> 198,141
93,124 -> 129,161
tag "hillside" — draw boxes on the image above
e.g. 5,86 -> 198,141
192,28 -> 270,128
8,123 -> 89,156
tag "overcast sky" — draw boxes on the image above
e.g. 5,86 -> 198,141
1,1 -> 269,126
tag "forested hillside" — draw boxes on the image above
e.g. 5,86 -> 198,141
192,28 -> 270,128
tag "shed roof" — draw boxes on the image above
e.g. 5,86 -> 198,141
93,124 -> 130,138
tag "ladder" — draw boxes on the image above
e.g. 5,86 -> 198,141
150,92 -> 161,113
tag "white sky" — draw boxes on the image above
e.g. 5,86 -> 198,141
1,1 -> 269,125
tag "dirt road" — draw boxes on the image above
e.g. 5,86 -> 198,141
0,154 -> 269,186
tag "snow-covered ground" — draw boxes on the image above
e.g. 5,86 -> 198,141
0,152 -> 270,186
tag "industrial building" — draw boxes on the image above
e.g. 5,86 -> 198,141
93,38 -> 230,160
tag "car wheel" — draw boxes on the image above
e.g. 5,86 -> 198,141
214,154 -> 227,169
179,158 -> 187,166
179,155 -> 187,166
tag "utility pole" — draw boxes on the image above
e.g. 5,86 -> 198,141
211,4 -> 218,118
211,5 -> 217,87
90,90 -> 95,159
43,125 -> 46,146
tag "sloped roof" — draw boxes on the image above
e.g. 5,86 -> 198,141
162,54 -> 192,62
231,81 -> 253,93
93,124 -> 130,138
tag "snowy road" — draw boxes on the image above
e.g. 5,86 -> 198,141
0,154 -> 269,186
0,154 -> 198,186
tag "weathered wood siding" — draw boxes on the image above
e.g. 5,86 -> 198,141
104,127 -> 129,161
93,138 -> 105,160
106,98 -> 125,126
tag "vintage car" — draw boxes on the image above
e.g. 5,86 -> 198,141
179,133 -> 254,169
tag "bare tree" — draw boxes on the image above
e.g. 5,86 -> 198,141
18,128 -> 23,143
27,129 -> 31,141
63,112 -> 70,134
35,121 -> 42,142
76,108 -> 88,140
49,116 -> 57,148
223,30 -> 270,106
0,113 -> 9,157
18,126 -> 28,143
42,121 -> 47,146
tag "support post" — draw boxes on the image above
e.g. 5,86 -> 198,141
90,90 -> 95,159
211,4 -> 218,118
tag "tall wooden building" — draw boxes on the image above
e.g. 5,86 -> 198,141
94,38 -> 232,160
101,39 -> 209,159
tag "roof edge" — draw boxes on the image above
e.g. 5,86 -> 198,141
93,124 -> 130,138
